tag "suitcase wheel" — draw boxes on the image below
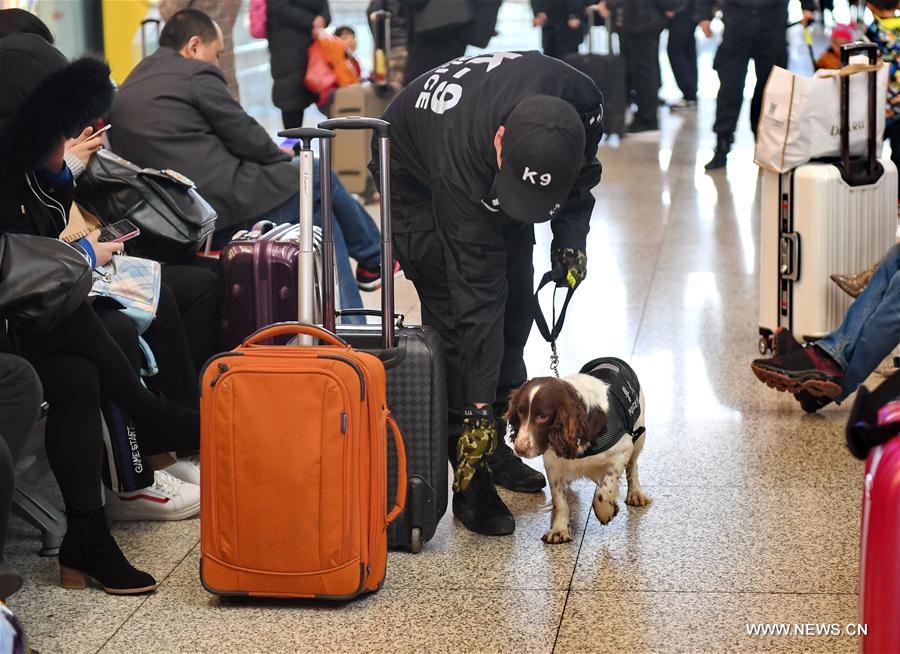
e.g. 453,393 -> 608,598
409,526 -> 423,554
758,336 -> 771,356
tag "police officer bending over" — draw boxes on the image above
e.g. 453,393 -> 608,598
373,51 -> 604,536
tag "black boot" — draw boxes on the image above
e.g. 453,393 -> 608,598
452,465 -> 515,536
58,508 -> 157,595
0,564 -> 22,600
705,135 -> 731,171
488,437 -> 546,493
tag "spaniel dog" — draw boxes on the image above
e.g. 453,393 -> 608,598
506,357 -> 651,544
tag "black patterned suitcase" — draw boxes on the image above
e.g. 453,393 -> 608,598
313,117 -> 448,552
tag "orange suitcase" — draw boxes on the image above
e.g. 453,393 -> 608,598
201,129 -> 407,599
198,321 -> 407,599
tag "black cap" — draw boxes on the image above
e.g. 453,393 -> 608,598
496,95 -> 585,224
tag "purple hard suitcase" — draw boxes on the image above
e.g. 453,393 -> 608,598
219,221 -> 325,349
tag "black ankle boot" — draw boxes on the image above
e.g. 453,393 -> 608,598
58,508 -> 157,595
705,135 -> 731,171
452,466 -> 515,536
488,437 -> 546,493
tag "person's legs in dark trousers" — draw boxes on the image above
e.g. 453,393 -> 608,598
542,24 -> 559,58
0,355 -> 42,598
546,22 -> 581,60
707,4 -> 753,169
405,31 -> 468,83
161,263 -> 222,374
667,10 -> 698,103
0,438 -> 16,599
392,225 -> 465,460
31,353 -> 157,594
749,4 -> 787,139
95,289 -> 198,457
487,224 -> 545,492
90,304 -> 156,490
622,31 -> 662,130
281,109 -> 304,129
17,303 -> 199,454
33,355 -> 103,513
140,284 -> 199,410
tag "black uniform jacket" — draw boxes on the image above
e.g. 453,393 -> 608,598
375,50 -> 604,254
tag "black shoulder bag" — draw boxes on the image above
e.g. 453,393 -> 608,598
74,149 -> 217,263
0,234 -> 92,332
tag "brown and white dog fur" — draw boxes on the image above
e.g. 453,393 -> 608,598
506,374 -> 651,544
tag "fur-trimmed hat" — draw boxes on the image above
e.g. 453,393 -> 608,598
0,33 -> 113,174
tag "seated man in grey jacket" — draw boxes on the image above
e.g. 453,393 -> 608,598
109,9 -> 387,308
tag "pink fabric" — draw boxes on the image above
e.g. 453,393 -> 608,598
831,24 -> 854,45
249,0 -> 267,39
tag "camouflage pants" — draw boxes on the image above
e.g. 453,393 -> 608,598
453,420 -> 497,492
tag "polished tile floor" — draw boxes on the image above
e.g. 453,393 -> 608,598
6,3 -> 878,653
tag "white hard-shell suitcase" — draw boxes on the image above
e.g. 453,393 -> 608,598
758,42 -> 897,353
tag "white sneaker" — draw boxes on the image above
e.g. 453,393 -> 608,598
105,471 -> 200,521
163,455 -> 200,485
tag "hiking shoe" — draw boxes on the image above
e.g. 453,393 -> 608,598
104,471 -> 200,521
163,455 -> 200,485
355,260 -> 401,292
488,437 -> 546,493
452,466 -> 515,536
751,346 -> 843,398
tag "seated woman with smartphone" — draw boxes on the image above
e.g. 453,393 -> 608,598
0,32 -> 200,594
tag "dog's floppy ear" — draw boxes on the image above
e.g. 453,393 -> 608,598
548,381 -> 588,459
505,384 -> 526,435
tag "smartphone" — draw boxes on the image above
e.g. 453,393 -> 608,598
280,137 -> 299,149
89,124 -> 111,139
98,219 -> 140,243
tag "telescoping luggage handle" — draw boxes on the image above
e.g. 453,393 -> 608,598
317,116 -> 395,349
277,127 -> 336,344
839,42 -> 879,180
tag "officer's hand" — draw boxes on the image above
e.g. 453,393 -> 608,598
454,405 -> 497,492
699,20 -> 713,38
532,12 -> 548,26
801,9 -> 814,26
595,1 -> 610,19
550,248 -> 587,289
567,17 -> 582,29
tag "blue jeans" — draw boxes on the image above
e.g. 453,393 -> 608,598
817,243 -> 900,401
235,159 -> 382,323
